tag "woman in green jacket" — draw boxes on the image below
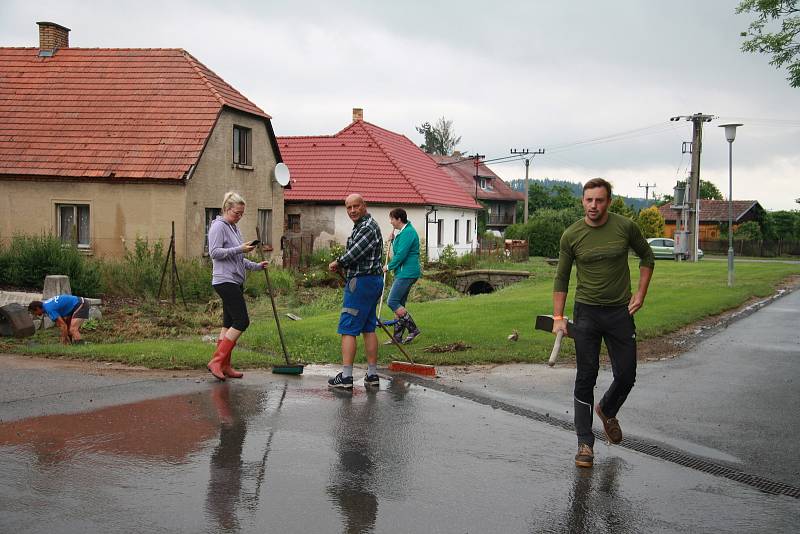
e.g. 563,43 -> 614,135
383,208 -> 422,344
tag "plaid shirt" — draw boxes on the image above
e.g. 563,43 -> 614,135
338,213 -> 383,278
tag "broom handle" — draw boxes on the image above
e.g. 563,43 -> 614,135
336,269 -> 414,365
257,227 -> 291,365
376,237 -> 392,320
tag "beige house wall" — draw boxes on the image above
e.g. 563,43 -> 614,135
186,109 -> 283,258
0,108 -> 284,260
0,180 -> 185,258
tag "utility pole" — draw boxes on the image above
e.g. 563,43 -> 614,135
511,148 -> 545,223
638,182 -> 656,202
470,153 -> 485,201
670,113 -> 714,261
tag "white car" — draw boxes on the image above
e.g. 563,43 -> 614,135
647,237 -> 703,260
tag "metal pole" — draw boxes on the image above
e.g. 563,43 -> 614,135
727,141 -> 734,287
523,158 -> 530,224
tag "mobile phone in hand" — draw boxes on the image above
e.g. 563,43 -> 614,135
249,239 -> 260,247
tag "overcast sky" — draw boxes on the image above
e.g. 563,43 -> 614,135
3,0 -> 798,210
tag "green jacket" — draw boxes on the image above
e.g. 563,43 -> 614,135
386,222 -> 421,279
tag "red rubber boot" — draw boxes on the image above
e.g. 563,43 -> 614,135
207,338 -> 235,380
222,340 -> 244,379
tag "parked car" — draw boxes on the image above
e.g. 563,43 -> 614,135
647,237 -> 703,260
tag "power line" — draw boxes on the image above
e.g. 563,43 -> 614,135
545,122 -> 683,153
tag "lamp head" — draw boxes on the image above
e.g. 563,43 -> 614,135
719,123 -> 743,143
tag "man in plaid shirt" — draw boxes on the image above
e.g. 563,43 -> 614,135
327,193 -> 384,389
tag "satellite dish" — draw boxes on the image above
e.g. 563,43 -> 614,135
274,162 -> 291,187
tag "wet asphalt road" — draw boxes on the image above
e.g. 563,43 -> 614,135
0,292 -> 799,533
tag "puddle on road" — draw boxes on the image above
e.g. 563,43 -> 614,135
0,377 -> 795,533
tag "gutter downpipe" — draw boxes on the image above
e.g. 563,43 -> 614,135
425,205 -> 436,265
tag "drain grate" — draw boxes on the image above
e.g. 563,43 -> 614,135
401,375 -> 800,499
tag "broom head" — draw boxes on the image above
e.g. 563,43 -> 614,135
388,360 -> 436,377
272,364 -> 304,375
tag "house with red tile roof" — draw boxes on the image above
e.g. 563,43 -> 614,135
657,199 -> 765,240
0,22 -> 285,258
431,155 -> 524,233
278,109 -> 481,261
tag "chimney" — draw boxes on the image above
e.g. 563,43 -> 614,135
37,21 -> 70,53
352,108 -> 363,122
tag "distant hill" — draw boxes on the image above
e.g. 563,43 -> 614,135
508,178 -> 656,212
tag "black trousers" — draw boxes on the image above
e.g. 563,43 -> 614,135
213,283 -> 250,332
572,301 -> 637,447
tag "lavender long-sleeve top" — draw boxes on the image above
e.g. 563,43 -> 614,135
208,216 -> 263,286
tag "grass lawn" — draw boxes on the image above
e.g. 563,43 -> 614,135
5,258 -> 797,369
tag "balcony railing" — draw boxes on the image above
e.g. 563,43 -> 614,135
486,214 -> 514,225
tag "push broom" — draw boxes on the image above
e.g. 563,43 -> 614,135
257,227 -> 304,375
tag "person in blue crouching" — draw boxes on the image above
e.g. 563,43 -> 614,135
29,294 -> 89,345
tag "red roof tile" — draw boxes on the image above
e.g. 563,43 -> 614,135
279,121 -> 481,209
658,200 -> 763,223
431,155 -> 525,202
0,47 -> 270,181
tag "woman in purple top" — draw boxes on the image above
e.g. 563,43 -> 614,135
207,191 -> 268,380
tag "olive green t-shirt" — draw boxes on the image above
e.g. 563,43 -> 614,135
554,212 -> 655,306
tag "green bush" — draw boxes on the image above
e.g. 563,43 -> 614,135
99,237 -> 214,301
506,207 -> 582,258
244,265 -> 296,297
438,244 -> 459,268
0,234 -> 102,296
99,237 -> 166,298
309,245 -> 345,268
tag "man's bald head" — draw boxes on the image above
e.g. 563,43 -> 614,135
345,194 -> 368,222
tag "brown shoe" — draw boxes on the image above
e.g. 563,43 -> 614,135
575,443 -> 593,468
595,403 -> 622,444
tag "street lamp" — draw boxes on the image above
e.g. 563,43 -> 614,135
719,123 -> 742,288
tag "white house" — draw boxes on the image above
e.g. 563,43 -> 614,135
278,109 -> 481,262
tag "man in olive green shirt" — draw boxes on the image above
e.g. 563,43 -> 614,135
553,177 -> 655,468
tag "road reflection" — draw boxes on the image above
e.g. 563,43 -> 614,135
204,382 -> 281,533
326,377 -> 415,533
0,392 -> 217,464
533,456 -> 637,533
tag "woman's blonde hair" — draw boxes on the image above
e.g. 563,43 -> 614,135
222,191 -> 246,212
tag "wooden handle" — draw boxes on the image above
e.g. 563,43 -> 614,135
548,330 -> 564,367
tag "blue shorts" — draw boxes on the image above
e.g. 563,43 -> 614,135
338,274 -> 384,336
387,277 -> 418,311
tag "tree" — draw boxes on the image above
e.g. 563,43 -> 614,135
763,210 -> 800,239
737,0 -> 800,88
517,182 -> 581,220
415,117 -> 462,155
609,197 -> 636,219
505,207 -> 581,258
735,221 -> 764,240
637,206 -> 666,238
699,179 -> 725,200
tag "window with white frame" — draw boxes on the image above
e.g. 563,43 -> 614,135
466,219 -> 472,243
204,207 -> 221,253
233,125 -> 252,166
437,219 -> 444,246
454,219 -> 460,244
257,209 -> 272,247
56,203 -> 90,248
